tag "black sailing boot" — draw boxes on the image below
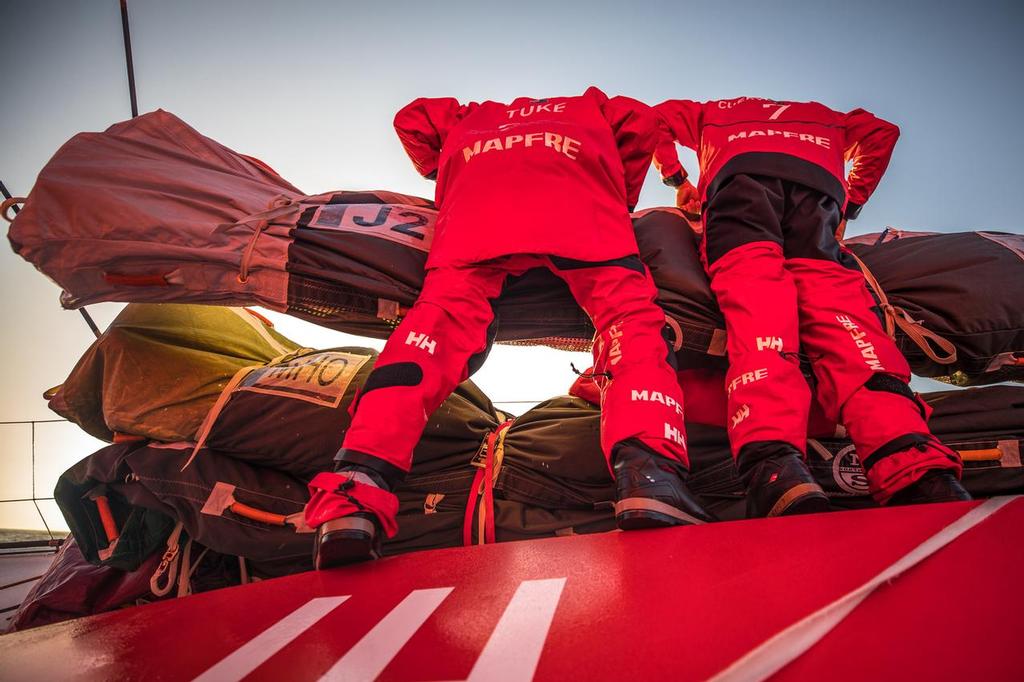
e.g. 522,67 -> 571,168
739,442 -> 830,518
613,440 -> 715,529
888,469 -> 971,506
313,463 -> 392,570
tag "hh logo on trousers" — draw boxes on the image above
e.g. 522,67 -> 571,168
664,423 -> 686,447
405,332 -> 437,355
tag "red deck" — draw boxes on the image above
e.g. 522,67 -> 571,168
1,499 -> 1021,681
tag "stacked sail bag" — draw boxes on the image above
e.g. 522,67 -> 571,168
3,110 -> 726,364
391,395 -> 620,554
46,303 -> 301,442
845,229 -> 1024,385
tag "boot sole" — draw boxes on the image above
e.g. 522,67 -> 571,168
615,497 -> 709,530
314,518 -> 379,570
766,484 -> 830,518
617,509 -> 688,530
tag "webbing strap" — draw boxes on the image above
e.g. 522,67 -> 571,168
463,419 -> 515,546
848,251 -> 957,366
184,347 -> 303,471
665,315 -> 684,353
184,364 -> 261,470
233,196 -> 299,283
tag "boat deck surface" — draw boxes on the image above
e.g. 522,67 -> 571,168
1,499 -> 1020,681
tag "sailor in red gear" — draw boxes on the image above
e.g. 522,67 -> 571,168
654,97 -> 968,516
308,88 -> 712,568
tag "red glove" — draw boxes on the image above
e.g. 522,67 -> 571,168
675,181 -> 700,219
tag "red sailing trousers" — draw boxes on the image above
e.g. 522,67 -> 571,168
706,174 -> 961,503
342,254 -> 688,477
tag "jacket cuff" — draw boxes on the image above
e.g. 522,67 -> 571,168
424,169 -> 438,181
662,170 -> 687,188
844,202 -> 863,220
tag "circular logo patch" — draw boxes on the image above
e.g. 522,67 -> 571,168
833,445 -> 870,495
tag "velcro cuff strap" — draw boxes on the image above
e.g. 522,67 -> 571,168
861,433 -> 931,473
306,472 -> 399,538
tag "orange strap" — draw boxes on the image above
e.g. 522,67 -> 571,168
95,495 -> 120,543
956,448 -> 1002,462
242,307 -> 275,327
229,502 -> 289,526
847,251 -> 957,366
1,196 -> 25,223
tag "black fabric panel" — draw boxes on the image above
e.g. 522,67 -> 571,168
706,152 -> 847,207
327,192 -> 388,205
703,174 -> 785,267
467,290 -> 504,377
780,185 -> 846,264
550,254 -> 645,275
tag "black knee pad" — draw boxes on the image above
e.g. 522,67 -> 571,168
352,362 -> 423,413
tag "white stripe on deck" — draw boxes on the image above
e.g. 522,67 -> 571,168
194,596 -> 349,682
319,587 -> 454,682
467,577 -> 567,682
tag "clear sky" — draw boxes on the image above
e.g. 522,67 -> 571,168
1,0 -> 1022,530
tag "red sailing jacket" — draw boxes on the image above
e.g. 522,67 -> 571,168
654,97 -> 899,218
394,87 -> 661,268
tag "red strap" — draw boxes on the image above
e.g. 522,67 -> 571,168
95,496 -> 120,543
112,432 -> 146,443
462,418 -> 514,546
463,468 -> 486,547
103,272 -> 169,287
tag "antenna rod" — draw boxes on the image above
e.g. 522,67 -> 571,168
119,0 -> 139,117
79,308 -> 102,338
0,179 -> 17,213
